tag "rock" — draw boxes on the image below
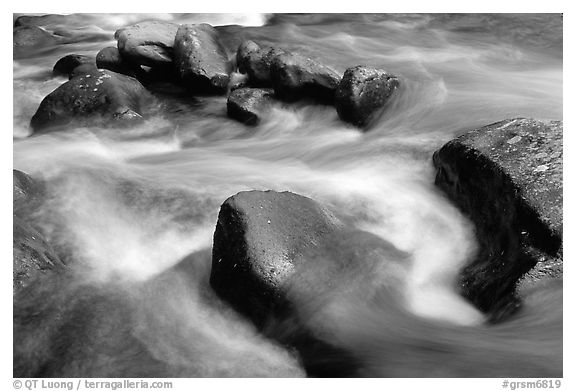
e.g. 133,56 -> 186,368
96,47 -> 143,78
227,88 -> 274,125
114,21 -> 179,67
210,190 -> 407,375
13,25 -> 58,47
173,24 -> 231,94
433,118 -> 563,319
30,69 -> 153,132
270,52 -> 341,103
14,14 -> 70,28
335,66 -> 400,128
53,54 -> 94,77
13,170 -> 65,293
236,40 -> 286,87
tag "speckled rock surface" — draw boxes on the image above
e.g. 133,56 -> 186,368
30,68 -> 153,132
227,88 -> 274,125
335,66 -> 399,128
114,21 -> 179,67
433,118 -> 562,319
270,52 -> 341,103
173,24 -> 230,93
13,170 -> 65,293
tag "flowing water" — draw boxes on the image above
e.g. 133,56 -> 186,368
13,13 -> 563,377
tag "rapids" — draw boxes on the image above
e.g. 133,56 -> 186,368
13,13 -> 563,377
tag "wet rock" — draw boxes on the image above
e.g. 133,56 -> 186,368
114,21 -> 179,67
68,63 -> 99,80
433,118 -> 563,319
53,54 -> 94,77
173,24 -> 231,94
96,46 -> 143,79
210,190 -> 407,375
227,88 -> 274,125
13,25 -> 58,47
335,66 -> 400,128
270,52 -> 341,103
30,68 -> 153,133
236,40 -> 286,87
13,170 -> 65,293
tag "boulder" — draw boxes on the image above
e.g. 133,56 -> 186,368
270,52 -> 341,103
53,54 -> 94,77
236,40 -> 286,87
96,46 -> 143,79
13,170 -> 65,293
173,24 -> 231,94
335,66 -> 400,128
14,14 -> 70,28
210,190 -> 407,375
433,118 -> 563,319
114,21 -> 179,67
69,63 -> 99,80
13,25 -> 58,47
227,88 -> 274,125
30,68 -> 153,132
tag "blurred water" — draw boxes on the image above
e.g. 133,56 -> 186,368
13,13 -> 562,377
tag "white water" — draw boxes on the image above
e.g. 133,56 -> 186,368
13,13 -> 562,377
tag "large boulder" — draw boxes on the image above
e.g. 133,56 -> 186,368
53,54 -> 94,77
114,21 -> 179,67
433,118 -> 563,319
335,66 -> 400,128
173,24 -> 231,94
210,190 -> 407,375
236,40 -> 286,87
227,88 -> 274,125
13,170 -> 65,293
270,52 -> 341,103
30,68 -> 153,132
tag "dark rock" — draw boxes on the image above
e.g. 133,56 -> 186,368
270,52 -> 341,103
13,25 -> 58,47
53,54 -> 94,77
30,69 -> 153,132
227,88 -> 274,125
335,66 -> 400,128
173,24 -> 231,94
13,170 -> 65,293
96,47 -> 143,78
114,21 -> 179,67
433,118 -> 563,319
236,40 -> 286,87
210,190 -> 407,375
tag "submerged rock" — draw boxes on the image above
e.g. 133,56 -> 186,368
433,118 -> 563,319
115,21 -> 179,67
173,24 -> 231,94
210,190 -> 407,375
13,170 -> 65,293
53,54 -> 94,77
335,66 -> 399,128
13,25 -> 58,48
30,68 -> 153,132
270,52 -> 341,103
227,88 -> 274,125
